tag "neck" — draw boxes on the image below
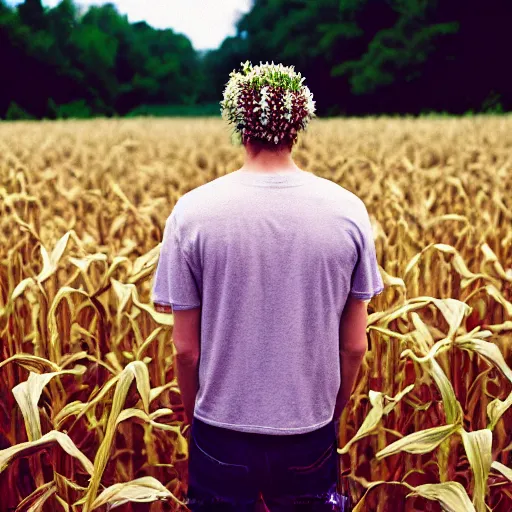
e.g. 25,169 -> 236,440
241,150 -> 298,173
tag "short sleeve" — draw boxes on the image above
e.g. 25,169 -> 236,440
350,206 -> 384,301
151,211 -> 201,310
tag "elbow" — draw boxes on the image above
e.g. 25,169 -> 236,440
175,351 -> 200,364
340,345 -> 368,357
339,334 -> 368,356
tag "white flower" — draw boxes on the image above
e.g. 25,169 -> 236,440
283,90 -> 293,122
220,60 -> 316,142
302,86 -> 316,117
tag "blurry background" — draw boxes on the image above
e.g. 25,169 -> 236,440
0,0 -> 510,120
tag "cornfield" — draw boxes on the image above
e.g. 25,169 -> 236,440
0,116 -> 511,512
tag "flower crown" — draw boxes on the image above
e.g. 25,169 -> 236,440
220,60 -> 316,147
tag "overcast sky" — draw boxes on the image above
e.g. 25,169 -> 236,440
8,0 -> 253,51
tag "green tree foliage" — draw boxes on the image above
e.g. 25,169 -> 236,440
5,101 -> 34,120
0,0 -> 509,119
228,0 -> 510,116
0,0 -> 202,118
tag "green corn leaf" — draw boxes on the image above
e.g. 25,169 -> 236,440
376,423 -> 458,459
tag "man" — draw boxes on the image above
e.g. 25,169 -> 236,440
151,61 -> 384,511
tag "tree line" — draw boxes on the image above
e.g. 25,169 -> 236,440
0,0 -> 509,119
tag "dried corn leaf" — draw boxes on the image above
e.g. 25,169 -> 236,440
484,321 -> 512,333
339,385 -> 414,454
37,231 -> 72,283
0,354 -> 60,373
12,365 -> 86,441
105,256 -> 131,281
129,244 -> 161,283
0,430 -> 93,475
429,359 -> 462,425
66,376 -> 120,432
455,333 -> 512,383
401,336 -> 452,364
11,277 -> 36,301
15,481 -> 56,512
81,361 -> 151,512
405,482 -> 476,512
88,476 -> 176,510
487,391 -> 512,430
53,401 -> 88,430
491,461 -> 512,482
55,495 -> 70,512
115,408 -> 187,456
110,278 -> 173,325
481,243 -> 512,281
47,287 -> 92,361
485,284 -> 512,316
68,253 -> 107,273
136,327 -> 164,360
410,312 -> 434,353
433,243 -> 485,283
54,470 -> 88,492
370,300 -> 431,326
430,298 -> 471,340
111,279 -> 133,313
149,380 -> 179,403
459,428 -> 492,512
351,480 -> 408,512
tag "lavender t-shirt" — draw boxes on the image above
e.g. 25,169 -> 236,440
151,168 -> 384,435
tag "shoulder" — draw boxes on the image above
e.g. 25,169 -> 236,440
312,174 -> 367,214
166,173 -> 232,228
312,174 -> 361,199
175,173 -> 232,210
310,177 -> 374,245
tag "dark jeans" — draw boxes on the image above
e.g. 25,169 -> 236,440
186,416 -> 346,511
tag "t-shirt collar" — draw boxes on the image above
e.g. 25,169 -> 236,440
231,168 -> 311,187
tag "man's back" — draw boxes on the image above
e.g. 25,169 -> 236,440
151,167 -> 384,435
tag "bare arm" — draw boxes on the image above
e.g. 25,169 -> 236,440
334,296 -> 370,423
154,303 -> 201,427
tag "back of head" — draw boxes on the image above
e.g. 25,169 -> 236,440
220,61 -> 316,155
